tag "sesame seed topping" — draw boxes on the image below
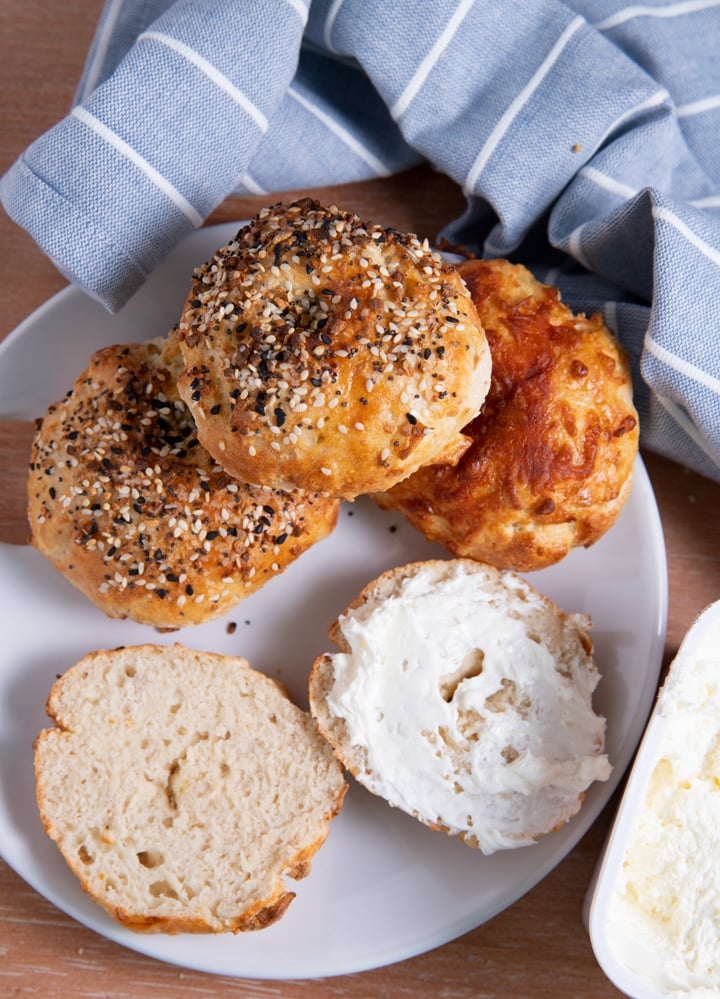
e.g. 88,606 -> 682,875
30,337 -> 341,623
172,198 -> 481,494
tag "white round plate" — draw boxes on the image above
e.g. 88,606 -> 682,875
0,224 -> 668,980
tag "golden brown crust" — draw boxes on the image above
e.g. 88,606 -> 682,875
27,337 -> 340,627
173,199 -> 492,499
94,885 -> 298,934
76,888 -> 296,935
375,259 -> 639,571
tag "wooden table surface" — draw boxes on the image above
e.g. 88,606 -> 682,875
2,3 -> 720,996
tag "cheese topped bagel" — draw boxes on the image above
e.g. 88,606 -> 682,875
375,258 -> 638,571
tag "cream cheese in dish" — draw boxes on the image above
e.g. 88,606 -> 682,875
323,560 -> 612,854
607,645 -> 720,996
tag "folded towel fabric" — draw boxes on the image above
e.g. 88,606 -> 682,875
2,0 -> 720,482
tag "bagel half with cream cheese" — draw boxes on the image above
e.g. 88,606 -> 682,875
309,559 -> 611,854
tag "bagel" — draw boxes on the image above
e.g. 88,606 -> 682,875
34,644 -> 347,933
27,336 -> 340,628
308,559 -> 611,855
374,258 -> 639,571
173,199 -> 492,499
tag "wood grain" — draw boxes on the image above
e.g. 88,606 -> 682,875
2,2 -> 720,996
0,421 -> 34,545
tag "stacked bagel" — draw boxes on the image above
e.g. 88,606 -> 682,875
173,198 -> 492,500
29,199 -> 495,626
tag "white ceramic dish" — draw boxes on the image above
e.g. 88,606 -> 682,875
0,223 -> 668,980
587,599 -> 720,998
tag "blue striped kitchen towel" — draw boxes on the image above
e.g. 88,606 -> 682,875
2,0 -> 720,481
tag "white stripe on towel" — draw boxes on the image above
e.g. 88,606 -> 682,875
288,85 -> 391,175
677,93 -> 720,118
464,16 -> 585,193
71,106 -> 203,227
391,0 -> 476,120
656,393 -> 720,467
580,166 -> 638,200
140,31 -> 269,132
323,0 -> 347,51
595,0 -> 720,32
654,204 -> 720,270
284,0 -> 310,24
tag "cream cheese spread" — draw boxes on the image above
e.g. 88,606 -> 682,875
608,652 -> 720,996
325,562 -> 611,854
